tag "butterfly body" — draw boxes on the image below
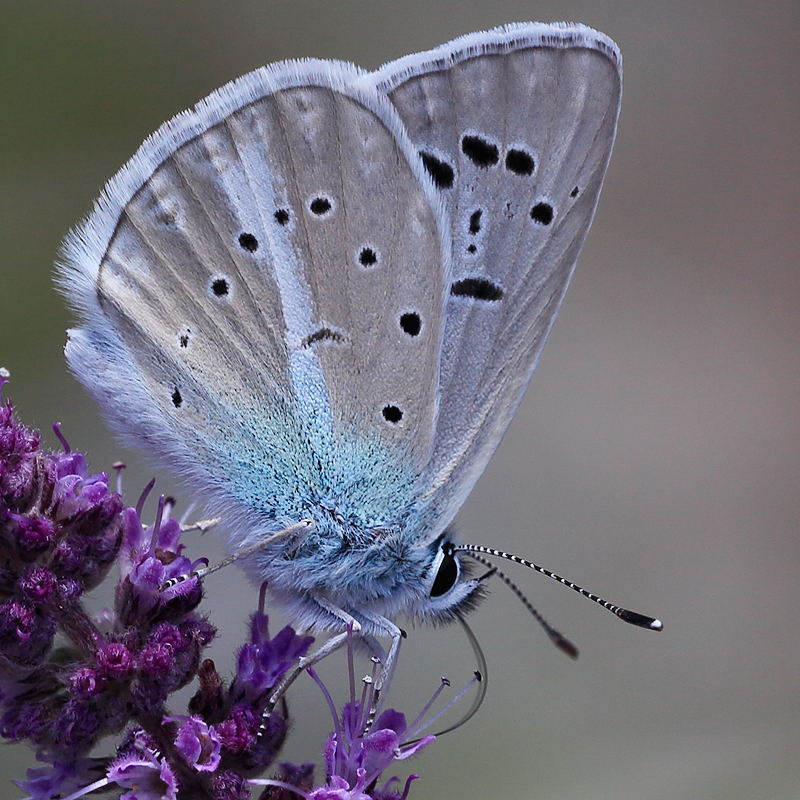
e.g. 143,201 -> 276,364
58,23 -> 621,637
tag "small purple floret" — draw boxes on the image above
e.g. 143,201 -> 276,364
235,612 -> 314,701
14,756 -> 99,800
215,704 -> 257,753
107,744 -> 180,800
70,666 -> 101,697
97,641 -> 135,680
170,714 -> 223,772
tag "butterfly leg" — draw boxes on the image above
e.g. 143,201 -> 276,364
267,598 -> 362,708
356,611 -> 404,728
197,519 -> 314,580
263,604 -> 401,735
266,628 -> 352,709
161,520 -> 315,592
257,625 -> 353,742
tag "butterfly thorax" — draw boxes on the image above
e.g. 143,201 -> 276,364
240,504 -> 433,628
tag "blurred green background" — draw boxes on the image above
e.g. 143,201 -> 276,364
2,1 -> 799,798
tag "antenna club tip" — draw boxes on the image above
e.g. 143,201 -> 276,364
618,608 -> 664,631
556,639 -> 580,660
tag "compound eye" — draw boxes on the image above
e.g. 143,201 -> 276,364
430,549 -> 459,598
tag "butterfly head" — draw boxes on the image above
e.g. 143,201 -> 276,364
404,534 -> 491,626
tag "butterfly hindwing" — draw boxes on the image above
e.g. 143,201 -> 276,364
60,60 -> 449,533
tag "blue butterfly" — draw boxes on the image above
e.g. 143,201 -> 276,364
58,22 -> 660,687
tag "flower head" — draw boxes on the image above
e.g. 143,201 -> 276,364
0,396 -> 219,778
252,625 -> 479,800
0,406 -> 124,673
304,647 -> 434,800
2,391 -> 454,800
116,489 -> 205,620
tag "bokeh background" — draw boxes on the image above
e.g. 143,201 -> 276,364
2,1 -> 799,798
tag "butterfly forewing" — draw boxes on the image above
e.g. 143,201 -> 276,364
99,126 -> 291,406
369,23 -> 622,533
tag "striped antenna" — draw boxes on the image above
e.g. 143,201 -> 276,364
465,550 -> 580,658
455,544 -> 663,632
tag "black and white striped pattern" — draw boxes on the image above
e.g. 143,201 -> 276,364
455,544 -> 663,631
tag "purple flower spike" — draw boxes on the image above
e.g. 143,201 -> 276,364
3,394 -> 455,800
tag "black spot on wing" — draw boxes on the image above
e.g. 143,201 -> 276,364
399,312 -> 421,337
450,278 -> 503,302
469,209 -> 482,235
302,328 -> 345,348
358,247 -> 379,268
461,135 -> 499,168
309,196 -> 332,216
209,275 -> 231,298
505,148 -> 535,176
530,202 -> 554,226
382,405 -> 403,424
238,232 -> 258,252
419,151 -> 455,189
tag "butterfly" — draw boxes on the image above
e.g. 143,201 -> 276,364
58,22 -> 659,679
